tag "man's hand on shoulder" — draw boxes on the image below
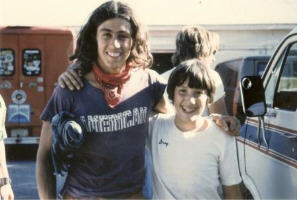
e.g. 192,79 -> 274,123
211,114 -> 240,136
58,63 -> 84,90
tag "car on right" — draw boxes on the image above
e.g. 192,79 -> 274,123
215,56 -> 270,123
237,27 -> 297,199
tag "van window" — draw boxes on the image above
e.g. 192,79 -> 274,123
0,49 -> 15,76
257,61 -> 267,76
215,62 -> 239,89
23,49 -> 41,76
274,42 -> 297,111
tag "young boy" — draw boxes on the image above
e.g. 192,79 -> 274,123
162,26 -> 227,116
147,59 -> 242,199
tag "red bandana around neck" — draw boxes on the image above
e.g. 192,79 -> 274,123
92,63 -> 132,109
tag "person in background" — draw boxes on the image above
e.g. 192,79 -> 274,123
162,26 -> 227,116
36,1 -> 167,199
0,95 -> 14,200
147,59 -> 242,199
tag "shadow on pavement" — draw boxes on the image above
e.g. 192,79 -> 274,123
6,144 -> 38,161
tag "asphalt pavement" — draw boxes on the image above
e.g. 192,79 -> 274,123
6,145 -> 39,199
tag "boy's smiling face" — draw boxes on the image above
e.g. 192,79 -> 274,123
173,78 -> 208,131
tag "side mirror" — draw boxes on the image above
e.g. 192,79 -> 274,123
240,76 -> 267,117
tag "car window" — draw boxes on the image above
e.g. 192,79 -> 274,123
23,49 -> 41,76
0,49 -> 15,76
215,61 -> 240,89
265,51 -> 286,106
274,42 -> 297,111
257,61 -> 268,76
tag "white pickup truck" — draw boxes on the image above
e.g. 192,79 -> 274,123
238,27 -> 297,199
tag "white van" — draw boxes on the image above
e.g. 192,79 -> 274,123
238,27 -> 297,199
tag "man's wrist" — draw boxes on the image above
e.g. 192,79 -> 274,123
0,177 -> 11,187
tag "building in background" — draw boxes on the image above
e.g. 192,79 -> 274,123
147,24 -> 296,72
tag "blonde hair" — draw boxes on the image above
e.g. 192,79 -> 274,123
208,31 -> 220,56
171,25 -> 220,66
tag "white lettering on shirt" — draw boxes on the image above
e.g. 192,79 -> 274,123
80,107 -> 148,133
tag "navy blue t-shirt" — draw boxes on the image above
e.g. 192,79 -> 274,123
41,68 -> 166,198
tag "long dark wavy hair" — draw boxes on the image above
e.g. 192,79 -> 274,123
70,0 -> 153,75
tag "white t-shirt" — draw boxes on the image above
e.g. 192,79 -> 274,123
147,114 -> 242,199
0,95 -> 7,140
161,67 -> 225,115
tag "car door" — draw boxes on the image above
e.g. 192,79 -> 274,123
261,39 -> 297,198
241,33 -> 297,199
237,31 -> 297,199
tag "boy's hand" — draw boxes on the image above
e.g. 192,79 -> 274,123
211,114 -> 240,136
58,68 -> 84,90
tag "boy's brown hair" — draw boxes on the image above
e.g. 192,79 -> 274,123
167,58 -> 216,103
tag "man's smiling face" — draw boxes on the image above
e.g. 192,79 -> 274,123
96,18 -> 133,74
